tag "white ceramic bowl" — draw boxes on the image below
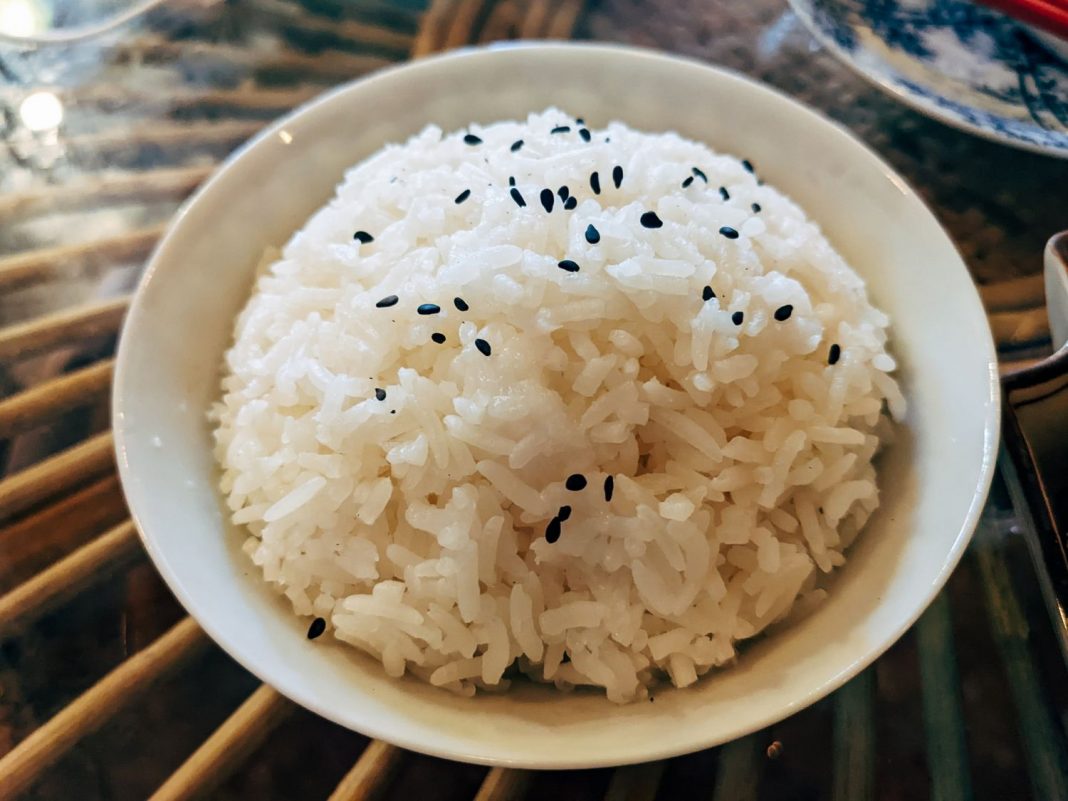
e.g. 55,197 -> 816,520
113,43 -> 1000,769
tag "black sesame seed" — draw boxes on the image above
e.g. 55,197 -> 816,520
454,188 -> 471,204
463,133 -> 483,145
604,475 -> 615,502
692,166 -> 708,183
307,617 -> 326,640
719,226 -> 739,239
702,285 -> 716,302
375,388 -> 386,401
742,158 -> 755,173
612,165 -> 623,188
682,176 -> 694,188
353,231 -> 374,243
558,504 -> 573,521
390,410 -> 396,414
508,176 -> 516,186
545,517 -> 562,543
551,125 -> 571,134
829,343 -> 842,365
565,473 -> 587,491
558,185 -> 570,201
417,303 -> 441,315
375,294 -> 399,308
751,202 -> 762,213
590,171 -> 601,194
540,188 -> 554,213
454,297 -> 469,312
640,211 -> 663,229
558,259 -> 580,273
510,187 -> 527,207
510,139 -> 524,152
475,338 -> 491,356
579,128 -> 591,142
564,196 -> 577,210
585,224 -> 601,244
431,332 -> 446,344
774,304 -> 794,321
719,186 -> 730,201
575,117 -> 585,125
732,311 -> 744,326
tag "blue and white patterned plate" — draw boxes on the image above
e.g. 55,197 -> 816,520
789,0 -> 1068,157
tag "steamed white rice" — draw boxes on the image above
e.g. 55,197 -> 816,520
211,109 -> 904,702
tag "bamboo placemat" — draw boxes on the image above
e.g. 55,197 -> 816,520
1,1 -> 1067,799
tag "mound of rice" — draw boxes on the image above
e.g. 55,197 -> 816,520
212,108 -> 904,702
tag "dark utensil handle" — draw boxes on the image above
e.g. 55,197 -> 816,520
1001,232 -> 1068,657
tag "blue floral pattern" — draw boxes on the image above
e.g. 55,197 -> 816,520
791,0 -> 1068,156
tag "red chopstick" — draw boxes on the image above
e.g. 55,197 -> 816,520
973,0 -> 1068,40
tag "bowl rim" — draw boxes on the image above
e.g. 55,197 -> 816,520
113,40 -> 1001,768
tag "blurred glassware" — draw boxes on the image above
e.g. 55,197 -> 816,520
0,0 -> 171,46
973,0 -> 1068,41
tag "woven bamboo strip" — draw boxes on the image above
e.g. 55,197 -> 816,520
0,481 -> 126,594
249,0 -> 414,52
480,1 -> 520,41
916,592 -> 974,801
0,297 -> 128,363
326,740 -> 404,801
0,520 -> 139,636
0,360 -> 113,440
0,432 -> 115,522
114,34 -> 255,65
164,85 -> 322,115
443,0 -> 488,49
117,35 -> 393,82
411,0 -> 459,57
148,685 -> 293,801
1000,355 -> 1046,376
69,85 -> 321,115
976,540 -> 1068,800
712,735 -> 761,801
518,0 -> 553,38
0,476 -> 126,591
473,768 -> 531,801
0,228 -> 162,293
979,273 -> 1045,312
118,34 -> 390,73
68,120 -> 264,161
255,0 -> 423,30
254,49 -> 395,82
0,617 -> 208,801
0,167 -> 210,224
831,669 -> 875,801
547,0 -> 584,39
990,306 -> 1050,349
603,761 -> 666,801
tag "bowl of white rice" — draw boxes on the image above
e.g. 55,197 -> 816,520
114,43 -> 999,768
